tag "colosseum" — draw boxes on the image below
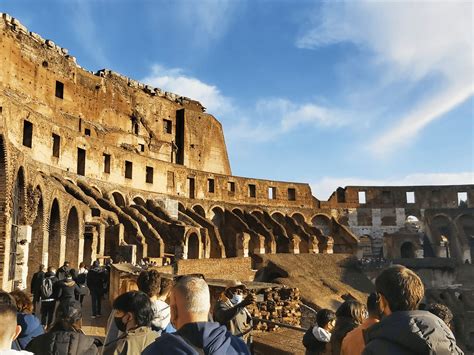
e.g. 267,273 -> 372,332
0,12 -> 473,297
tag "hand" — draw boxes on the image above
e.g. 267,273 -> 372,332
241,293 -> 257,307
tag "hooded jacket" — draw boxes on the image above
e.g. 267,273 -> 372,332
142,322 -> 250,355
25,330 -> 98,355
102,326 -> 159,355
362,310 -> 464,355
15,313 -> 44,349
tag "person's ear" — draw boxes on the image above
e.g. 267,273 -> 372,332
12,325 -> 22,341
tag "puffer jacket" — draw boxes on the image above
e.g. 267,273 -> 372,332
363,310 -> 464,355
25,330 -> 98,355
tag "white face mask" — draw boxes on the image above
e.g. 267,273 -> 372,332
230,293 -> 243,305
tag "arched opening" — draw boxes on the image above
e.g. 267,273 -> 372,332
400,241 -> 416,258
132,196 -> 146,206
312,214 -> 331,236
91,186 -> 102,197
291,213 -> 305,225
27,191 -> 44,287
112,191 -> 126,207
65,207 -> 80,267
48,199 -> 61,268
9,167 -> 26,282
432,215 -> 458,259
192,205 -> 205,218
187,233 -> 200,259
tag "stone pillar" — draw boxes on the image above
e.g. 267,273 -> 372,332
290,235 -> 301,254
372,209 -> 381,228
236,232 -> 250,257
15,225 -> 32,290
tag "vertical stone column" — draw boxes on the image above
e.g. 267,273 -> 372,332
15,225 -> 32,290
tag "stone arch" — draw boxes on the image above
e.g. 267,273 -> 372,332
312,214 -> 332,236
185,231 -> 201,259
111,191 -> 127,207
65,178 -> 76,185
400,241 -> 416,258
192,204 -> 206,218
431,214 -> 460,259
65,206 -> 80,267
291,213 -> 306,225
27,187 -> 45,287
48,199 -> 62,268
208,205 -> 225,220
177,202 -> 186,212
132,196 -> 146,206
90,185 -> 102,197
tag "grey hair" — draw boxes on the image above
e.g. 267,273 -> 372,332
173,276 -> 210,314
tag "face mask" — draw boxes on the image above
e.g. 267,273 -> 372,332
230,293 -> 243,305
114,315 -> 127,332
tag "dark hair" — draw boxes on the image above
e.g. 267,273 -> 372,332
64,261 -> 70,266
427,303 -> 453,327
0,290 -> 16,307
10,289 -> 33,313
137,270 -> 161,297
316,309 -> 336,328
367,293 -> 379,316
47,266 -> 55,273
113,291 -> 153,327
375,265 -> 424,312
336,300 -> 366,325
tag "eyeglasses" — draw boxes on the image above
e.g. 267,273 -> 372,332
173,273 -> 206,283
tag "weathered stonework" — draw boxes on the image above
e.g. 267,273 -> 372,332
0,13 -> 472,292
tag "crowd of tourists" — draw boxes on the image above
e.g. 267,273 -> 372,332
303,265 -> 464,354
0,263 -> 465,354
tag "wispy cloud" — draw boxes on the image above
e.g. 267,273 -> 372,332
311,172 -> 474,200
142,65 -> 348,144
297,1 -> 474,156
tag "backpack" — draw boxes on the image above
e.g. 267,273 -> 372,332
41,277 -> 54,299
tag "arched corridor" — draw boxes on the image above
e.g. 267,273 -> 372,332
65,207 -> 80,267
48,199 -> 61,268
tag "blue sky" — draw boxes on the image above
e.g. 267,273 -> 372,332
2,0 -> 473,199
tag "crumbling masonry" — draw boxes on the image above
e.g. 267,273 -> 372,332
0,13 -> 473,290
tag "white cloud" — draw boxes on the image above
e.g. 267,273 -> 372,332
297,1 -> 474,155
142,66 -> 348,143
311,172 -> 474,200
142,65 -> 234,117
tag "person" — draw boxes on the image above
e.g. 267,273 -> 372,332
341,293 -> 381,355
87,261 -> 106,318
75,263 -> 88,306
10,290 -> 44,350
214,280 -> 255,348
427,303 -> 454,330
102,291 -> 159,355
26,300 -> 98,355
303,309 -> 336,355
136,270 -> 172,332
330,300 -> 366,355
56,273 -> 81,309
0,304 -> 33,355
30,264 -> 45,314
142,275 -> 250,355
56,261 -> 71,281
363,265 -> 463,354
40,267 -> 58,328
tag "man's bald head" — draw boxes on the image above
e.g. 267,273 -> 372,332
171,276 -> 210,330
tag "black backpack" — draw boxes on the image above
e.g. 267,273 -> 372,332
41,277 -> 54,299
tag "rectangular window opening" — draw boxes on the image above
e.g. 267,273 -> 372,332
139,143 -> 145,152
22,120 -> 33,148
249,184 -> 256,198
84,128 -> 91,136
382,190 -> 391,203
77,148 -> 86,176
406,191 -> 415,204
288,188 -> 296,201
163,119 -> 172,134
52,133 -> 60,158
208,178 -> 215,193
55,80 -> 64,99
103,154 -> 111,174
228,181 -> 235,193
268,187 -> 276,200
358,191 -> 366,204
458,192 -> 468,207
188,177 -> 195,199
125,161 -> 133,179
146,166 -> 154,184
